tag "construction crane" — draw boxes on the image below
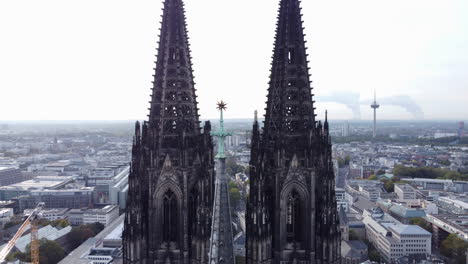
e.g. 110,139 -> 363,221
0,202 -> 44,264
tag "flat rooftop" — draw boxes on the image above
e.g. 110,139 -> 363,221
402,178 -> 452,183
438,197 -> 468,209
30,187 -> 94,195
0,176 -> 73,191
85,204 -> 118,213
46,160 -> 71,167
58,214 -> 124,264
104,222 -> 123,241
389,224 -> 431,236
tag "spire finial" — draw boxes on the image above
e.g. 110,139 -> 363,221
254,110 -> 258,122
211,100 -> 232,159
216,100 -> 227,111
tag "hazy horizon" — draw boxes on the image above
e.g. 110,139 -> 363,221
1,0 -> 467,121
0,119 -> 465,124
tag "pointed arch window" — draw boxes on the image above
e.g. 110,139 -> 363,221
286,190 -> 302,243
163,190 -> 178,243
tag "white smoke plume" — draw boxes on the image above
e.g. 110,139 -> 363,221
316,92 -> 425,119
316,91 -> 361,119
360,95 -> 424,120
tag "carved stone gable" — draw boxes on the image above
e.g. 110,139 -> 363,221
157,154 -> 180,186
285,154 -> 305,184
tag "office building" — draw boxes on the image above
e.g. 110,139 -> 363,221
363,208 -> 432,262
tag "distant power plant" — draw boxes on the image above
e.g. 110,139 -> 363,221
371,91 -> 380,138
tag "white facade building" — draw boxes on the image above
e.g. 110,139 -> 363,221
83,205 -> 119,226
67,208 -> 85,226
395,184 -> 417,201
24,208 -> 69,221
363,209 -> 432,262
359,186 -> 380,202
437,197 -> 468,214
67,205 -> 119,226
401,178 -> 453,191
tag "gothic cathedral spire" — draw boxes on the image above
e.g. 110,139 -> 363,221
148,0 -> 200,137
264,0 -> 316,140
123,0 -> 215,263
246,0 -> 341,263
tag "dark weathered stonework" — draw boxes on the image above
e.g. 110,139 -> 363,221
122,0 -> 215,263
245,0 -> 341,263
124,0 -> 341,262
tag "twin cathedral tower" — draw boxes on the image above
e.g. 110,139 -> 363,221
123,0 -> 341,263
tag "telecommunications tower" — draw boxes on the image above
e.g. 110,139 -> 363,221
371,91 -> 380,138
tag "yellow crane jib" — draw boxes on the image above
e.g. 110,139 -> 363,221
0,202 -> 45,264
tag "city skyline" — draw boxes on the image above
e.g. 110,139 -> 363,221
0,0 -> 467,263
1,0 -> 467,121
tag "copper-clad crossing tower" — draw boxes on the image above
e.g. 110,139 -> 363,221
122,0 -> 215,263
246,0 -> 341,263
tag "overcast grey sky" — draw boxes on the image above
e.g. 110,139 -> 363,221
0,0 -> 467,121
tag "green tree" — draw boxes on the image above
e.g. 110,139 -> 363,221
348,229 -> 359,240
37,218 -> 51,227
376,169 -> 385,175
3,220 -> 22,230
439,159 -> 451,166
367,175 -> 378,180
51,219 -> 70,228
38,239 -> 66,264
345,155 -> 351,165
9,239 -> 65,264
444,170 -> 462,180
225,157 -> 245,176
87,222 -> 105,234
440,234 -> 468,264
229,187 -> 241,208
338,155 -> 351,168
409,217 -> 432,233
381,179 -> 395,192
228,180 -> 238,190
364,241 -> 381,262
6,251 -> 27,262
393,165 -> 466,180
368,250 -> 381,262
67,225 -> 97,249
